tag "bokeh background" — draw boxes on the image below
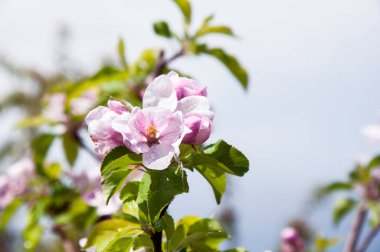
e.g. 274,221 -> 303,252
1,0 -> 380,251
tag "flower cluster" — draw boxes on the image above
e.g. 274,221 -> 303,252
86,72 -> 214,170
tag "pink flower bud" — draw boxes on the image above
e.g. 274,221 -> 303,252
182,115 -> 212,145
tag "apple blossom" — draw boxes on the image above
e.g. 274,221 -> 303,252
168,71 -> 207,100
85,100 -> 130,155
72,169 -> 122,216
70,89 -> 98,115
177,96 -> 214,145
280,227 -> 305,252
0,158 -> 35,209
120,107 -> 184,170
43,93 -> 67,122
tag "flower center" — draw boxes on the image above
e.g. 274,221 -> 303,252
146,125 -> 158,146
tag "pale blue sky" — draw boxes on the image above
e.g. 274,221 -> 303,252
1,0 -> 380,251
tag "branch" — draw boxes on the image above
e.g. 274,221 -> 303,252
356,223 -> 380,252
343,203 -> 368,252
145,47 -> 187,85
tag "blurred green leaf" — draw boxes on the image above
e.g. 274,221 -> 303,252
0,198 -> 23,229
314,235 -> 339,252
101,146 -> 142,175
367,155 -> 380,170
118,38 -> 128,69
322,182 -> 352,195
153,21 -> 173,38
349,165 -> 370,183
23,200 -> 48,252
368,201 -> 380,227
17,116 -> 55,128
62,133 -> 78,166
224,249 -> 248,252
333,198 -> 357,225
32,134 -> 55,173
172,0 -> 192,24
195,45 -> 248,89
43,162 -> 62,180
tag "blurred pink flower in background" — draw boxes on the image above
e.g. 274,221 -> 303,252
70,89 -> 98,116
43,93 -> 68,122
71,168 -> 122,216
0,157 -> 35,209
280,227 -> 305,252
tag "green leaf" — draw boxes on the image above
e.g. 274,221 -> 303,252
333,198 -> 357,225
23,201 -> 47,252
32,134 -> 55,173
184,140 -> 249,177
43,162 -> 62,180
195,45 -> 248,89
163,213 -> 175,242
314,235 -> 339,252
195,25 -> 234,38
101,146 -> 142,175
0,198 -> 23,229
84,219 -> 139,249
120,181 -> 140,203
368,201 -> 380,227
62,133 -> 78,166
17,116 -> 55,128
103,168 -> 133,204
104,237 -> 134,252
23,223 -> 43,252
148,165 -> 189,223
322,182 -> 352,195
203,140 -> 249,176
138,165 -> 189,225
224,249 -> 248,252
153,21 -> 172,38
172,0 -> 192,24
169,217 -> 228,252
194,164 -> 226,204
118,38 -> 128,69
367,155 -> 380,170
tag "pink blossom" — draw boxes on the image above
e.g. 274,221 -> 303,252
85,100 -> 130,155
72,169 -> 122,216
70,89 -> 98,115
280,227 -> 305,252
121,107 -> 183,170
143,73 -> 178,111
43,93 -> 67,122
168,71 -> 207,100
177,96 -> 214,145
0,158 -> 35,209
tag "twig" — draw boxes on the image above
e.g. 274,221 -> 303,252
356,223 -> 380,252
145,47 -> 187,85
343,203 -> 368,252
